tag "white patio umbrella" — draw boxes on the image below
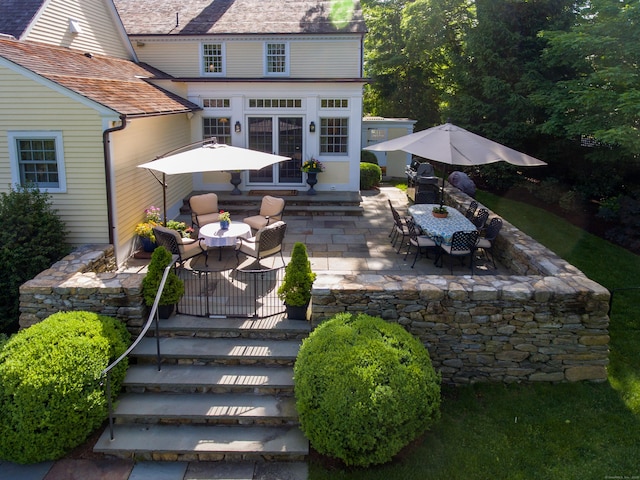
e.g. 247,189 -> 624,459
365,122 -> 547,206
138,140 -> 290,223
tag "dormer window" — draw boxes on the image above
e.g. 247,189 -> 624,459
265,42 -> 288,76
202,43 -> 225,75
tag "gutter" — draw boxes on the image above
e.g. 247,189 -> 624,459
102,114 -> 127,245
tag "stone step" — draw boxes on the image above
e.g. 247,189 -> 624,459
113,392 -> 298,424
123,364 -> 295,395
131,337 -> 301,365
94,424 -> 309,462
153,314 -> 310,340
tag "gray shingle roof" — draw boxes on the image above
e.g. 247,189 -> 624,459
113,0 -> 366,35
0,38 -> 199,116
0,0 -> 46,38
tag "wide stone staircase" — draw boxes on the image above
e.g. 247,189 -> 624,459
94,314 -> 311,462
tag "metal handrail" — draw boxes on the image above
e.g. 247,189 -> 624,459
100,256 -> 177,441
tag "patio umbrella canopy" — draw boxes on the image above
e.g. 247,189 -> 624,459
138,140 -> 290,223
365,122 -> 547,205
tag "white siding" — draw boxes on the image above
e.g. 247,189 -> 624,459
24,0 -> 132,59
111,114 -> 194,263
290,39 -> 361,78
0,66 -> 111,246
133,40 -> 201,77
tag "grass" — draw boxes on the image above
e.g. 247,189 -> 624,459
308,189 -> 640,479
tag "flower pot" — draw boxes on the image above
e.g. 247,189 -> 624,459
230,172 -> 242,195
306,171 -> 318,195
220,220 -> 230,229
158,304 -> 175,319
140,236 -> 158,252
285,302 -> 309,321
432,211 -> 448,219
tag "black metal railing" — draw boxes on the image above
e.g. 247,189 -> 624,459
99,258 -> 175,441
177,264 -> 285,318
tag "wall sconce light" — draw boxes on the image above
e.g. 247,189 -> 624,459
235,121 -> 241,133
309,121 -> 316,133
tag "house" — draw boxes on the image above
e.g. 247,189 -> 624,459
0,0 -> 367,265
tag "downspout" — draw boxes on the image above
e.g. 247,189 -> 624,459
102,114 -> 127,245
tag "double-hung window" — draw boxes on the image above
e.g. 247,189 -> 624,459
8,131 -> 66,192
202,43 -> 225,75
320,118 -> 349,154
203,118 -> 232,145
265,42 -> 288,76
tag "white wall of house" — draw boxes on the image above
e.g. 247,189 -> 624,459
0,62 -> 116,246
110,113 -> 194,263
21,0 -> 134,59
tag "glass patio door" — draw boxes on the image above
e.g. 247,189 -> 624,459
248,116 -> 303,185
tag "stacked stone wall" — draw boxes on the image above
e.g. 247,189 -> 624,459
19,244 -> 145,331
310,186 -> 610,384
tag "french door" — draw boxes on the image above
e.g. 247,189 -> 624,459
248,116 -> 303,185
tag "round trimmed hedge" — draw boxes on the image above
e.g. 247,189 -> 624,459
360,162 -> 382,190
294,313 -> 441,467
0,311 -> 131,464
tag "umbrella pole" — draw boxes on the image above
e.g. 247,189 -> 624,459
162,173 -> 167,226
440,165 -> 447,209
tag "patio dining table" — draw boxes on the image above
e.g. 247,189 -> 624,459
408,203 -> 477,246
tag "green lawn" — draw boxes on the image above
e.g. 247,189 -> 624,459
309,189 -> 640,479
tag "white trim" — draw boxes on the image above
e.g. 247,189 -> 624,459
264,41 -> 289,76
200,41 -> 226,76
7,130 -> 67,193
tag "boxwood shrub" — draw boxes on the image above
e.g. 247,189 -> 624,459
294,313 -> 441,467
360,162 -> 382,190
0,311 -> 131,464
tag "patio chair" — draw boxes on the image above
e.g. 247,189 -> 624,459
438,230 -> 479,275
389,200 -> 411,253
189,193 -> 220,229
472,208 -> 489,230
243,195 -> 285,232
476,217 -> 503,268
403,216 -> 437,268
236,220 -> 287,267
464,200 -> 478,220
152,226 -> 208,267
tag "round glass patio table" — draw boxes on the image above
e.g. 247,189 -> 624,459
198,222 -> 251,261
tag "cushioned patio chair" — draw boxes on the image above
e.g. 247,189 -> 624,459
153,226 -> 208,267
189,193 -> 220,229
403,216 -> 437,268
438,230 -> 479,275
476,217 -> 503,268
243,196 -> 285,232
235,220 -> 287,267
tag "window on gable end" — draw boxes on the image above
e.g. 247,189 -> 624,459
265,42 -> 288,76
203,43 -> 225,75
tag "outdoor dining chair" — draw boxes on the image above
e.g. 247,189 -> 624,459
403,216 -> 437,268
243,196 -> 285,232
189,193 -> 220,230
236,220 -> 287,267
388,200 -> 411,253
152,226 -> 208,267
476,217 -> 503,268
464,200 -> 478,220
472,208 -> 489,230
438,230 -> 479,275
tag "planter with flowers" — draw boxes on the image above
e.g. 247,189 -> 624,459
219,210 -> 231,229
135,205 -> 161,252
301,158 -> 325,195
432,205 -> 449,219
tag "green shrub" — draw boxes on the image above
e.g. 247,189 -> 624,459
142,246 -> 184,306
0,311 -> 131,464
294,313 -> 441,467
0,184 -> 70,333
277,242 -> 316,307
360,150 -> 378,164
360,162 -> 382,190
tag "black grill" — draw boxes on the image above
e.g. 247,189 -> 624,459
406,159 -> 439,204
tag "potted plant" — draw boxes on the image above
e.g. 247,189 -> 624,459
135,205 -> 161,251
277,242 -> 316,320
166,220 -> 194,239
432,205 -> 449,218
219,210 -> 231,229
301,158 -> 325,195
141,246 -> 185,319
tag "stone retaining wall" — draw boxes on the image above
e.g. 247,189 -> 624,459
310,186 -> 610,384
19,244 -> 145,330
